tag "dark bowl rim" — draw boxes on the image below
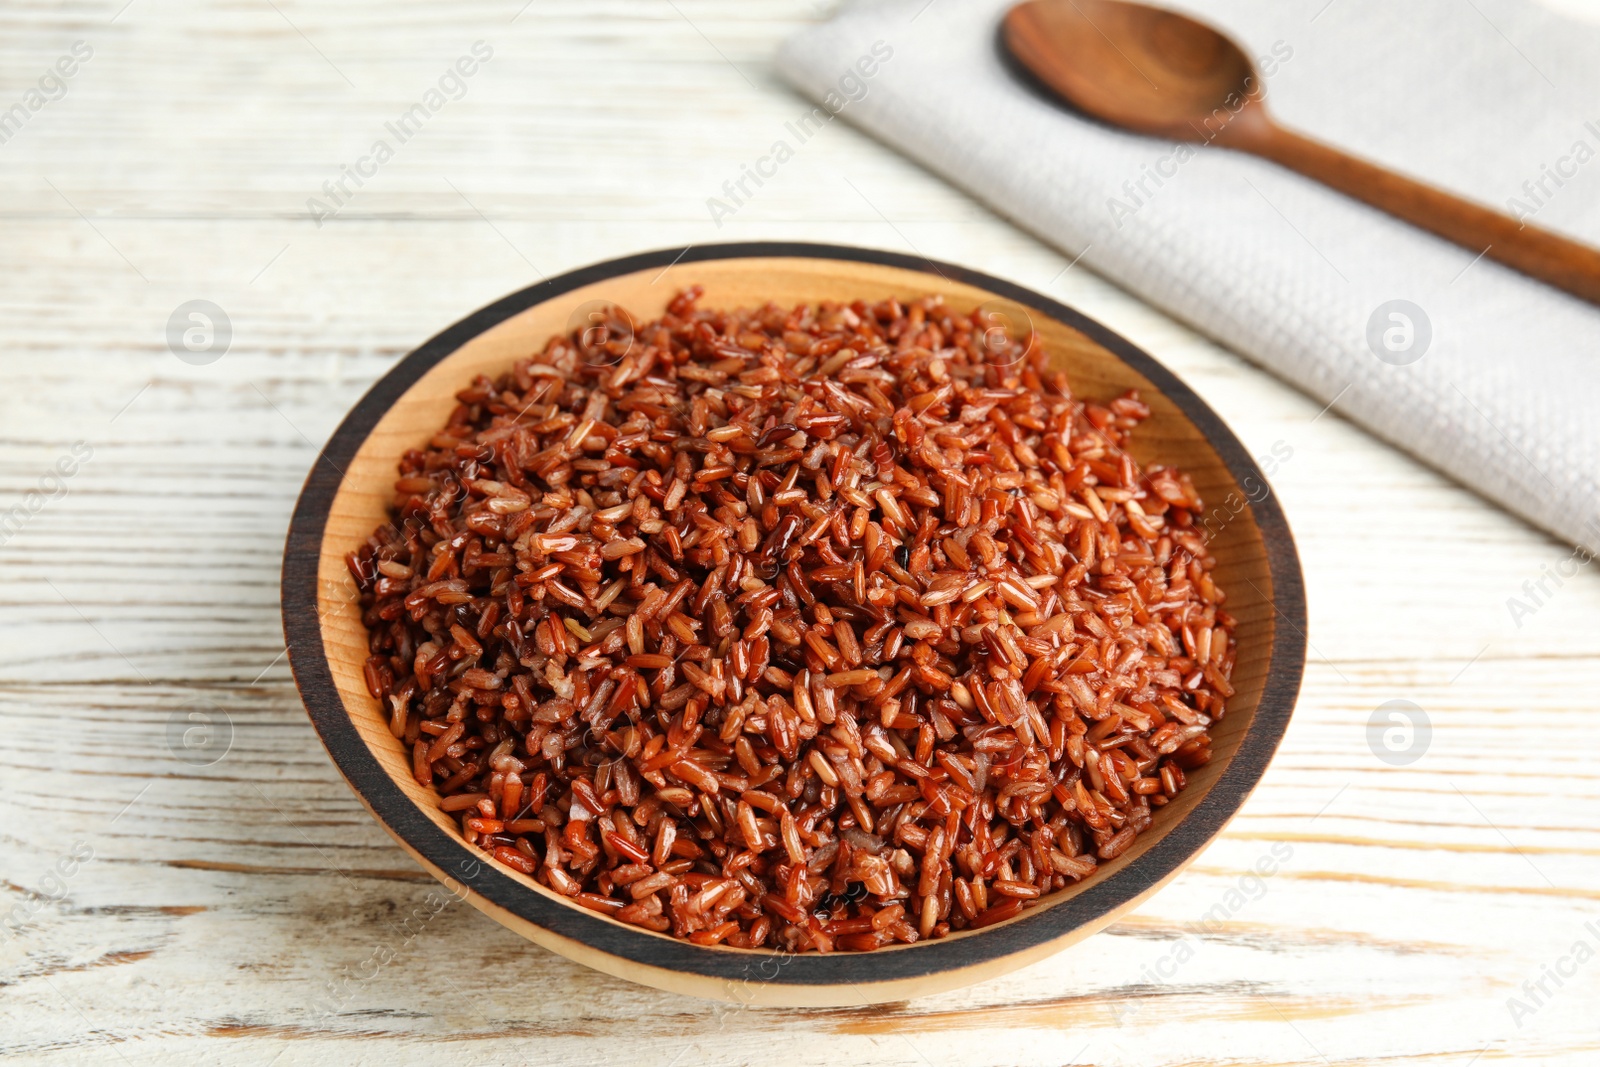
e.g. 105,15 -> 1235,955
282,240 -> 1306,990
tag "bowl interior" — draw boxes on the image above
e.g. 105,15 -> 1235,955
300,250 -> 1293,1003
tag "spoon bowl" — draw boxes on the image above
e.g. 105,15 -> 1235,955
1005,0 -> 1263,143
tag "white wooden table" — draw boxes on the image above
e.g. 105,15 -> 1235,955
4,2 -> 1600,1063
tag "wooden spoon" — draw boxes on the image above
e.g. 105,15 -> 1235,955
1003,0 -> 1600,305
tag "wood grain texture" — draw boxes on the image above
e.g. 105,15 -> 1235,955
3,0 -> 1600,1062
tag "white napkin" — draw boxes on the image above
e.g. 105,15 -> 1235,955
777,0 -> 1600,554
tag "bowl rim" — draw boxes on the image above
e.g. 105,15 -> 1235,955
282,240 -> 1305,991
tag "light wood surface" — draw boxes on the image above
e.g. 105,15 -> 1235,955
3,0 -> 1599,1062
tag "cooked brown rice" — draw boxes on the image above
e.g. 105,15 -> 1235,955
349,288 -> 1235,951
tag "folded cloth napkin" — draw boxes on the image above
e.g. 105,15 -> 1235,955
778,0 -> 1600,555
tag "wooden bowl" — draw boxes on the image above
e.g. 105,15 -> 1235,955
283,242 -> 1305,1007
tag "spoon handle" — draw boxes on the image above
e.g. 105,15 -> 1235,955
1248,124 -> 1600,305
